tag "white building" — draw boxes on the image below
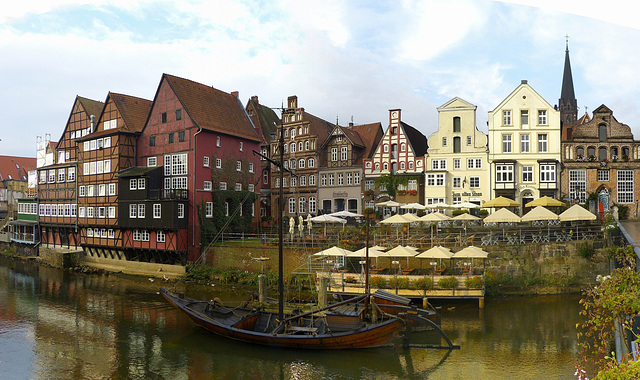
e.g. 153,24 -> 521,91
488,80 -> 561,212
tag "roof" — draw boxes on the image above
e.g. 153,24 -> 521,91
304,112 -> 335,146
110,92 -> 153,133
77,96 -> 105,121
160,74 -> 261,142
351,122 -> 384,161
401,122 -> 428,157
0,155 -> 36,181
117,166 -> 162,178
560,45 -> 576,106
571,104 -> 635,140
246,96 -> 280,144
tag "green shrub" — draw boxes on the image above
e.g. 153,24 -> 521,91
465,276 -> 484,289
578,243 -> 594,259
344,276 -> 357,283
389,277 -> 409,289
370,276 -> 387,289
437,276 -> 459,289
411,277 -> 433,291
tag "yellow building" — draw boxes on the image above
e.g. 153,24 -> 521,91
426,97 -> 489,208
488,80 -> 561,212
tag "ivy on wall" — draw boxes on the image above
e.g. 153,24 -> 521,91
374,174 -> 420,199
198,190 -> 257,245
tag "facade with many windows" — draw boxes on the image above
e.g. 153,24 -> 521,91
269,96 -> 334,219
426,97 -> 489,210
561,105 -> 640,214
488,80 -> 561,213
318,122 -> 383,214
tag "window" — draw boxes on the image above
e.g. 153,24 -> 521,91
540,164 -> 556,182
290,177 -> 296,187
331,147 -> 338,162
288,198 -> 296,214
206,202 -> 213,218
147,157 -> 157,167
153,204 -> 161,218
67,167 -> 75,182
522,166 -> 533,182
176,109 -> 182,120
204,181 -> 212,191
427,174 -> 445,186
178,204 -> 185,218
469,177 -> 480,188
168,133 -> 174,143
157,230 -> 166,243
408,180 -> 417,191
129,204 -> 137,218
599,147 -> 607,161
149,136 -> 156,146
98,207 -> 106,218
321,174 -> 327,186
341,147 -> 348,161
217,136 -> 221,147
599,124 -> 607,142
78,207 -> 86,218
569,170 -> 587,203
432,159 -> 446,170
442,137 -> 447,147
203,156 -> 210,167
538,110 -> 547,125
298,159 -> 305,169
496,164 -> 514,182
263,170 -> 269,184
354,172 -> 360,184
328,174 -> 334,186
593,169 -> 609,183
235,183 -> 242,191
300,176 -> 306,186
467,136 -> 472,145
220,182 -> 227,190
108,229 -> 114,238
467,158 -> 482,169
299,197 -> 306,213
401,143 -> 406,152
130,179 -> 137,190
39,171 -> 46,184
453,158 -> 461,170
337,173 -> 343,185
453,177 -> 461,188
453,137 -> 461,153
216,158 -> 222,168
98,184 -> 106,196
236,161 -> 242,171
87,185 -> 94,196
309,197 -> 316,213
48,169 -> 56,182
538,134 -> 548,153
290,143 -> 296,153
141,230 -> 150,241
521,110 -> 529,126
516,135 -> 528,154
502,135 -> 512,153
453,116 -> 461,132
87,228 -> 93,237
161,112 -> 167,123
248,184 -> 254,192
249,163 -> 254,173
79,186 -> 86,197
617,170 -> 634,203
108,207 -> 115,218
305,141 -> 310,150
308,158 -> 315,168
503,110 -> 512,125
383,144 -> 389,153
137,178 -> 145,190
309,175 -> 316,186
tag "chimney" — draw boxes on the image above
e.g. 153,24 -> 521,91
251,95 -> 259,103
521,80 -> 528,84
231,91 -> 239,98
348,122 -> 354,128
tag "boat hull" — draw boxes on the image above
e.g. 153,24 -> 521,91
161,288 -> 402,349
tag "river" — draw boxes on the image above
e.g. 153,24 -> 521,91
0,256 -> 581,379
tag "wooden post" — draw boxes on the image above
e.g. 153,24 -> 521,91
258,274 -> 266,304
319,277 -> 328,308
422,297 -> 429,309
479,297 -> 485,309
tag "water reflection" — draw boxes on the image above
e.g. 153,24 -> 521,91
0,257 -> 580,379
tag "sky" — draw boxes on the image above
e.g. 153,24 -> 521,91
1,0 -> 639,157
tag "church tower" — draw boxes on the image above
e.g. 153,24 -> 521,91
559,38 -> 577,126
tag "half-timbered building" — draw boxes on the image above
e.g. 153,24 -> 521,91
37,96 -> 103,248
77,92 -> 152,261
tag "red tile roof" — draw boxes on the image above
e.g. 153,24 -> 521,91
110,92 -> 153,133
0,155 -> 36,182
163,74 -> 261,142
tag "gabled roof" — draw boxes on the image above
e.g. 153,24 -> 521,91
304,112 -> 335,146
571,104 -> 634,140
0,155 -> 36,182
156,74 -> 260,142
401,122 -> 428,157
490,80 -> 554,113
351,122 -> 384,160
246,96 -> 280,144
57,96 -> 104,144
110,92 -> 153,133
437,97 -> 477,111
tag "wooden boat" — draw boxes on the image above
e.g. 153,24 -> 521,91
160,288 -> 403,349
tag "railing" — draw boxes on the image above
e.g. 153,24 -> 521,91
147,189 -> 189,200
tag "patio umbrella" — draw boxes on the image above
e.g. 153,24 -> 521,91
415,245 -> 452,272
298,215 -> 305,234
400,202 -> 426,210
312,246 -> 353,270
419,212 -> 451,222
401,213 -> 421,222
525,196 -> 565,208
521,206 -> 559,222
452,246 -> 489,275
384,245 -> 418,269
348,247 -> 386,258
425,202 -> 453,209
306,214 -> 312,233
375,200 -> 402,207
380,214 -> 413,224
289,217 -> 295,235
456,202 -> 481,209
329,210 -> 363,218
559,204 -> 597,237
559,204 -> 597,221
452,213 -> 481,221
482,196 -> 520,208
310,214 -> 347,234
483,208 -> 521,223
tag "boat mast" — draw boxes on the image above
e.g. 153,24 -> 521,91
278,107 -> 285,321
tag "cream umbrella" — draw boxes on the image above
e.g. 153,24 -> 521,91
482,196 -> 520,208
383,245 -> 418,271
375,200 -> 402,207
310,214 -> 347,234
525,196 -> 565,208
453,213 -> 481,221
483,208 -> 521,223
452,246 -> 489,276
521,206 -> 559,222
419,212 -> 451,222
559,204 -> 597,237
380,214 -> 413,224
312,246 -> 353,270
400,202 -> 427,210
456,202 -> 481,209
415,245 -> 453,274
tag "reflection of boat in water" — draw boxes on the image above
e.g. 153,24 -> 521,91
161,288 -> 403,349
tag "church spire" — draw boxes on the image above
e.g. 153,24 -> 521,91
559,35 -> 577,125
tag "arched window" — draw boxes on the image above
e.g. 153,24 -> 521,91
307,158 -> 315,167
298,142 -> 303,151
290,143 -> 296,153
453,116 -> 461,133
401,143 -> 406,152
576,147 -> 584,158
391,162 -> 397,173
305,141 -> 310,150
391,144 -> 397,158
598,124 -> 607,142
383,162 -> 388,171
375,163 -> 380,171
400,162 -> 405,170
588,147 -> 596,158
599,147 -> 607,160
453,136 -> 461,153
